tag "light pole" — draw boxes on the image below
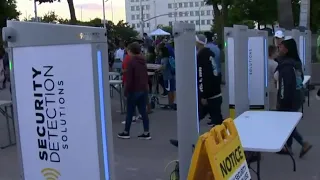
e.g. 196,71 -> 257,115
110,0 -> 114,22
140,0 -> 144,35
153,0 -> 157,29
173,0 -> 177,22
102,0 -> 108,28
198,6 -> 202,31
34,0 -> 38,21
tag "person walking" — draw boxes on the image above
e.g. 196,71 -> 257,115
118,42 -> 151,140
275,38 -> 312,157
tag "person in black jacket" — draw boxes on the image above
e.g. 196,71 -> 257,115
275,38 -> 312,158
196,34 -> 223,126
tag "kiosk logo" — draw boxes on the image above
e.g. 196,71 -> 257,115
41,168 -> 61,180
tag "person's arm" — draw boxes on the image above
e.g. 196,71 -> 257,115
124,60 -> 134,96
278,66 -> 295,111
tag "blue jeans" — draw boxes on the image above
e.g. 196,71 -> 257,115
125,92 -> 149,132
287,128 -> 304,148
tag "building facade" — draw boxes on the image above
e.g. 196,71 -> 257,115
125,0 -> 214,33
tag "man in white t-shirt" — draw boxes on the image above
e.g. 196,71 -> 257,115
114,41 -> 125,62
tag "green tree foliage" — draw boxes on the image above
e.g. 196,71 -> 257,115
0,0 -> 20,44
36,0 -> 77,24
157,24 -> 173,34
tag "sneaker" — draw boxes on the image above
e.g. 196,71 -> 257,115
138,133 -> 152,140
207,122 -> 215,127
118,132 -> 130,139
161,92 -> 168,97
135,115 -> 142,121
121,117 -> 137,124
300,142 -> 312,158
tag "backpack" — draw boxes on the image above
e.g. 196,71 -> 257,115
168,56 -> 175,75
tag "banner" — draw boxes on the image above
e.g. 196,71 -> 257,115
13,44 -> 104,180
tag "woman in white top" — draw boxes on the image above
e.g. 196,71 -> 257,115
268,45 -> 278,110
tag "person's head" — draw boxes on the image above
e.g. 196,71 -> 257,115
195,34 -> 207,50
143,33 -> 148,37
274,30 -> 285,46
147,46 -> 155,55
268,45 -> 277,59
204,32 -> 213,43
279,38 -> 301,62
127,42 -> 141,56
159,46 -> 170,58
119,41 -> 125,49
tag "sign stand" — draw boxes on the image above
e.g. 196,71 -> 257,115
225,25 -> 250,119
3,21 -> 115,180
247,29 -> 269,111
173,22 -> 199,180
188,119 -> 251,180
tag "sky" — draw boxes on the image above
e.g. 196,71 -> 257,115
16,0 -> 126,23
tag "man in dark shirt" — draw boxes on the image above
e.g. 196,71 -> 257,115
118,42 -> 151,140
196,34 -> 223,126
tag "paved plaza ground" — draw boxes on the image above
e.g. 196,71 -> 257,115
0,86 -> 320,180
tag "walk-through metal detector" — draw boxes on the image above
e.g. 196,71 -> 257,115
285,29 -> 312,75
247,29 -> 269,110
3,21 -> 115,180
225,25 -> 250,119
173,22 -> 199,180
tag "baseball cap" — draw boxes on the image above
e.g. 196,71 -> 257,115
274,30 -> 284,38
196,34 -> 207,45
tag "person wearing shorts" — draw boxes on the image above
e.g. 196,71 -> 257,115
157,46 -> 176,110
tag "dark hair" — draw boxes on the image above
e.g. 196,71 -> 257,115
268,45 -> 277,57
148,46 -> 155,54
159,46 -> 170,58
127,42 -> 141,55
204,31 -> 213,42
281,39 -> 301,62
143,33 -> 148,36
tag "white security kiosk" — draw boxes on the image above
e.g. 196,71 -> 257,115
173,22 -> 198,180
247,29 -> 269,110
224,25 -> 250,119
3,21 -> 115,180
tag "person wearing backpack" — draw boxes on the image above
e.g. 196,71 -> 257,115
274,38 -> 312,158
157,46 -> 176,110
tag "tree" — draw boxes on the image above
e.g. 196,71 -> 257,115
157,24 -> 173,34
36,0 -> 77,24
41,11 -> 59,23
277,0 -> 294,29
0,0 -> 20,44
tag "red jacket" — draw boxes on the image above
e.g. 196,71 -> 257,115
125,55 -> 148,95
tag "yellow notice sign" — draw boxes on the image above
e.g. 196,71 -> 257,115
188,119 -> 251,180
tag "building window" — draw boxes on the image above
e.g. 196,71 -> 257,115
137,23 -> 140,28
168,3 -> 172,8
189,2 -> 193,7
174,3 -> 177,8
132,24 -> 135,28
179,12 -> 183,17
146,14 -> 150,19
195,11 -> 199,16
141,5 -> 144,10
190,11 -> 194,16
135,0 -> 138,2
174,12 -> 177,17
196,20 -> 200,25
201,20 -> 205,25
168,12 -> 172,17
146,5 -> 150,10
195,2 -> 199,7
185,20 -> 188,23
201,1 -> 205,6
131,6 -> 135,11
201,11 -> 205,16
184,2 -> 188,7
169,21 -> 173,26
179,3 -> 183,8
136,6 -> 140,11
131,15 -> 135,20
185,11 -> 189,16
190,20 -> 194,24
136,14 -> 140,19
207,20 -> 211,25
147,23 -> 150,27
131,0 -> 134,2
207,10 -> 211,16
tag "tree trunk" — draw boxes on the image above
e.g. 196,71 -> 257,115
67,0 -> 77,24
277,0 -> 294,29
212,3 -> 223,46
